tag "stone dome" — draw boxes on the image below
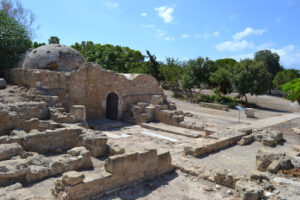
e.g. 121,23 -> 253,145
22,44 -> 86,71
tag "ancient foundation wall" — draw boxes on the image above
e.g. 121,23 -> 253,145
8,64 -> 163,119
53,149 -> 174,200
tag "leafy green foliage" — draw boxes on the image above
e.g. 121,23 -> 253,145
180,57 -> 205,97
254,50 -> 283,91
48,36 -> 60,44
146,50 -> 162,81
273,69 -> 300,89
233,59 -> 271,101
32,41 -> 45,48
281,78 -> 300,104
209,67 -> 233,95
0,10 -> 31,69
160,58 -> 184,91
72,41 -> 145,73
215,58 -> 237,70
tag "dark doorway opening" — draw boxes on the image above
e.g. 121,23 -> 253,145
106,92 -> 118,120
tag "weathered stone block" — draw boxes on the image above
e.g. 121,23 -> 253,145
235,180 -> 263,200
0,143 -> 23,161
70,105 -> 86,121
245,108 -> 255,118
151,95 -> 163,105
62,171 -> 85,186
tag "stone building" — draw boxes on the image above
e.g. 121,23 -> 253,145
8,44 -> 164,120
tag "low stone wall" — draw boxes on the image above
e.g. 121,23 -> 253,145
184,131 -> 247,157
0,146 -> 92,186
0,127 -> 108,156
199,102 -> 229,111
53,149 -> 174,200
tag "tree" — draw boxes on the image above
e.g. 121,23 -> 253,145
233,59 -> 271,102
215,58 -> 237,69
273,69 -> 300,89
281,78 -> 300,105
180,57 -> 205,98
160,58 -> 184,91
0,10 -> 31,69
0,0 -> 37,38
210,67 -> 233,95
146,50 -> 162,81
48,36 -> 60,44
71,41 -> 145,73
254,50 -> 283,92
32,41 -> 45,48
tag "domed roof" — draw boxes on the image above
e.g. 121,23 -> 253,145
22,44 -> 86,71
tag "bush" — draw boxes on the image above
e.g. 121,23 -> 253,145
0,11 -> 31,69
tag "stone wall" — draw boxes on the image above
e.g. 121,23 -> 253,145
53,149 -> 174,200
8,63 -> 163,120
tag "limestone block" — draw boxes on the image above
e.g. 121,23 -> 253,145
137,113 -> 152,124
137,102 -> 149,108
0,143 -> 23,161
79,132 -> 108,157
70,105 -> 86,121
144,106 -> 155,116
249,171 -> 269,182
132,105 -> 144,118
62,171 -> 85,186
235,180 -> 263,200
157,150 -> 173,174
293,145 -> 300,152
0,78 -> 7,89
256,148 -> 286,172
151,95 -> 163,105
245,108 -> 256,118
105,152 -> 139,175
267,158 -> 293,174
238,135 -> 254,146
107,144 -> 125,156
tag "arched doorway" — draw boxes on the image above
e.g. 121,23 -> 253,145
106,92 -> 118,120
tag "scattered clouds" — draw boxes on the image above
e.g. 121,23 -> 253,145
213,31 -> 220,37
141,12 -> 147,17
104,1 -> 119,8
181,34 -> 190,39
155,6 -> 174,23
216,27 -> 266,52
165,37 -> 175,41
230,45 -> 300,68
216,40 -> 255,52
233,27 -> 266,41
154,29 -> 175,41
272,45 -> 300,67
141,24 -> 155,29
195,31 -> 219,40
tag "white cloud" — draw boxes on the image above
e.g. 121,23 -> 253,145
164,37 -> 175,41
213,31 -> 220,37
216,40 -> 255,52
141,24 -> 155,29
181,34 -> 190,39
272,45 -> 300,68
104,1 -> 119,8
141,12 -> 147,17
155,6 -> 174,23
233,27 -> 266,41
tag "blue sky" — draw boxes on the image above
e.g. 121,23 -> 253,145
20,0 -> 300,69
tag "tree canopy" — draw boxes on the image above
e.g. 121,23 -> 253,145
233,59 -> 271,102
273,69 -> 300,89
0,10 -> 31,69
48,36 -> 60,44
281,78 -> 300,104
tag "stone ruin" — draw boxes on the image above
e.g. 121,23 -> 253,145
0,44 -> 299,200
